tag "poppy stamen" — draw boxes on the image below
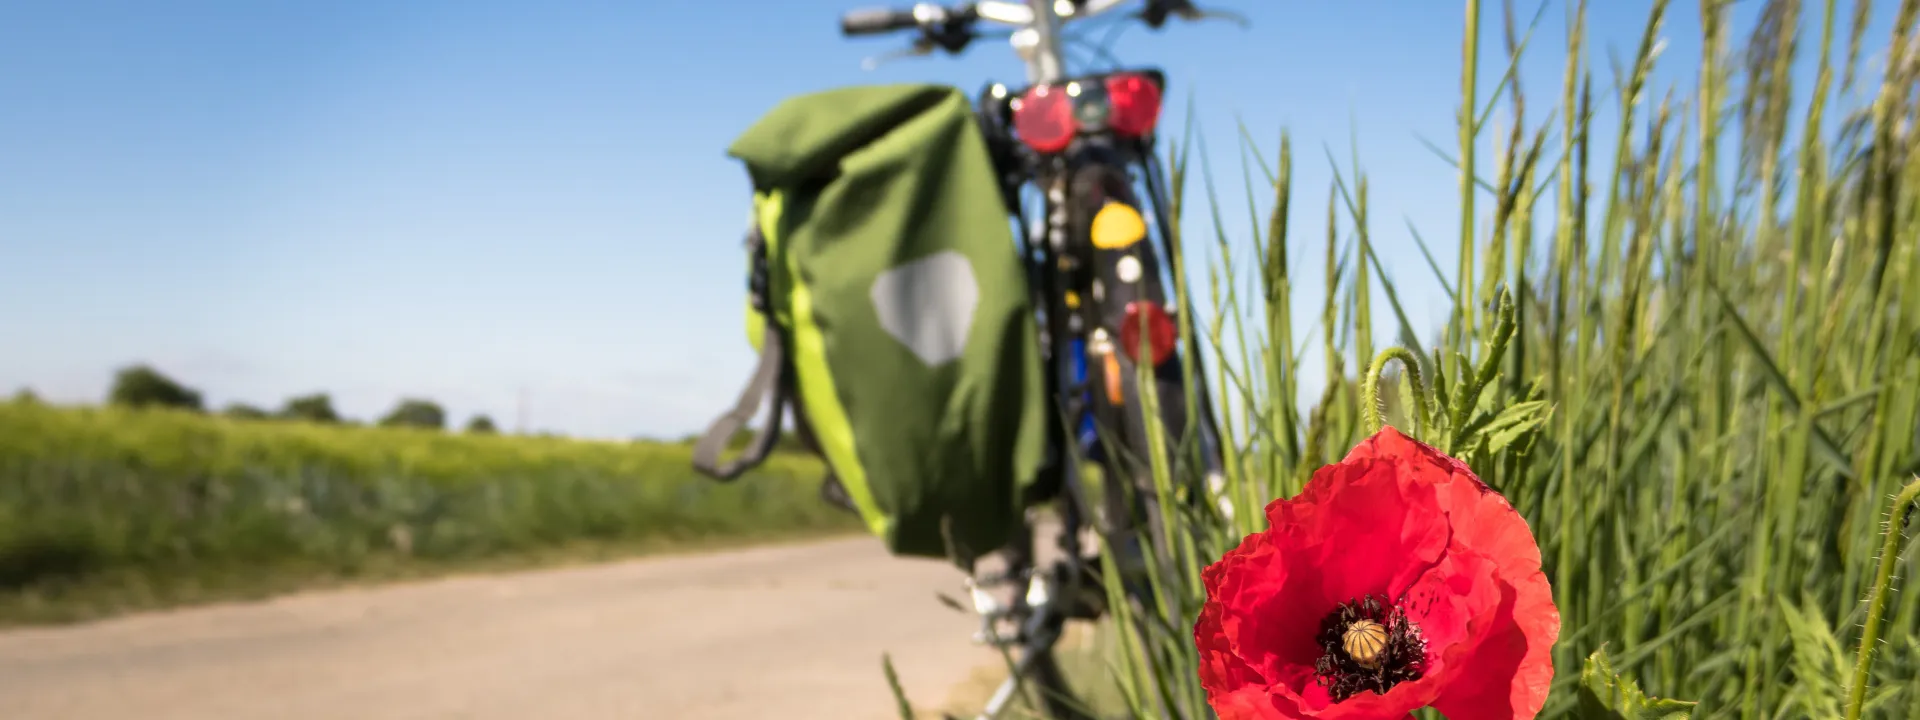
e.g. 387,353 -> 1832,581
1313,594 -> 1428,702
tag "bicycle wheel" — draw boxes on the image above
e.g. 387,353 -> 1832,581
967,515 -> 1101,720
1026,644 -> 1098,720
1065,153 -> 1208,566
1072,149 -> 1232,720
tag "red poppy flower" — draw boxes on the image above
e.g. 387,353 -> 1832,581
1194,426 -> 1559,720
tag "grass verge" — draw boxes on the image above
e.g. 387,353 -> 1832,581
0,398 -> 861,626
937,621 -> 1129,720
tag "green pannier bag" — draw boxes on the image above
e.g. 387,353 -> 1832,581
691,83 -> 1048,565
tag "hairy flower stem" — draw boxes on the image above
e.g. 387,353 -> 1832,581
1843,475 -> 1920,720
1361,347 -> 1430,440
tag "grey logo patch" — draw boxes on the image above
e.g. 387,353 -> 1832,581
870,250 -> 979,366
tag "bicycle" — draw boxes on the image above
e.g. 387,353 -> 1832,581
833,2 -> 1244,717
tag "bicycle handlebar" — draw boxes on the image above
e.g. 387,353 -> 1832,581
838,1 -> 1206,40
837,1 -> 1241,75
840,7 -> 922,36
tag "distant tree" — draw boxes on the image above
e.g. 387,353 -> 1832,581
464,414 -> 499,434
378,398 -> 446,430
222,402 -> 270,420
107,364 -> 204,412
280,393 -> 342,424
9,388 -> 40,405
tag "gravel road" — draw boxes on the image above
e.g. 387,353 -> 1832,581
0,537 -> 1004,720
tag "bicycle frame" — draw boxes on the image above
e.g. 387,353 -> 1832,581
972,129 -> 1228,720
968,48 -> 1225,720
837,4 -> 1232,717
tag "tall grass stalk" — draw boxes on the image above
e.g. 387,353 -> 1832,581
1087,0 -> 1920,717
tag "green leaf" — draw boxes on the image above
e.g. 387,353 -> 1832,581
880,653 -> 917,720
1511,378 -> 1549,458
1576,647 -> 1698,720
1472,400 -> 1554,456
1777,596 -> 1847,720
934,592 -> 969,614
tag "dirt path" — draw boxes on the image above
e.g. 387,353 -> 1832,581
0,537 -> 1004,720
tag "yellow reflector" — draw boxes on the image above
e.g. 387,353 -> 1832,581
1065,291 -> 1081,309
1090,202 -> 1147,250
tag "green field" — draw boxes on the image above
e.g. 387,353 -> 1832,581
0,398 -> 859,625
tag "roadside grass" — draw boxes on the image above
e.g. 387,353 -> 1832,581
0,398 -> 860,626
938,620 -> 1130,720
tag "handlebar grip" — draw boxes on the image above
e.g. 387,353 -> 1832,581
841,7 -> 920,36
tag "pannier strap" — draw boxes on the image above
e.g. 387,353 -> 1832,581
691,327 -> 787,480
692,224 -> 787,481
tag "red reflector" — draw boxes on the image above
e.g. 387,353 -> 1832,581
1013,84 -> 1076,154
1119,301 -> 1177,367
1104,72 -> 1162,138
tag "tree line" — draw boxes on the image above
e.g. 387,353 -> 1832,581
77,363 -> 500,433
8,363 -> 872,450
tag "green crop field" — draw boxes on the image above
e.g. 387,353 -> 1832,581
0,398 -> 858,625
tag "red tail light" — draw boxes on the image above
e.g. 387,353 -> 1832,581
1012,72 -> 1163,154
1104,72 -> 1162,138
1013,84 -> 1075,154
1119,301 -> 1178,367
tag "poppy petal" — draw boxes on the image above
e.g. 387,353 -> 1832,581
1399,548 -> 1505,683
1201,525 -> 1329,698
1304,463 -> 1451,608
1426,564 -> 1558,719
1197,426 -> 1559,720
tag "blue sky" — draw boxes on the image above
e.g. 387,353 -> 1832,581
0,1 -> 1895,439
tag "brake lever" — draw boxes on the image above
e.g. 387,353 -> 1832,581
1138,0 -> 1250,30
1189,7 -> 1251,28
860,38 -> 936,71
